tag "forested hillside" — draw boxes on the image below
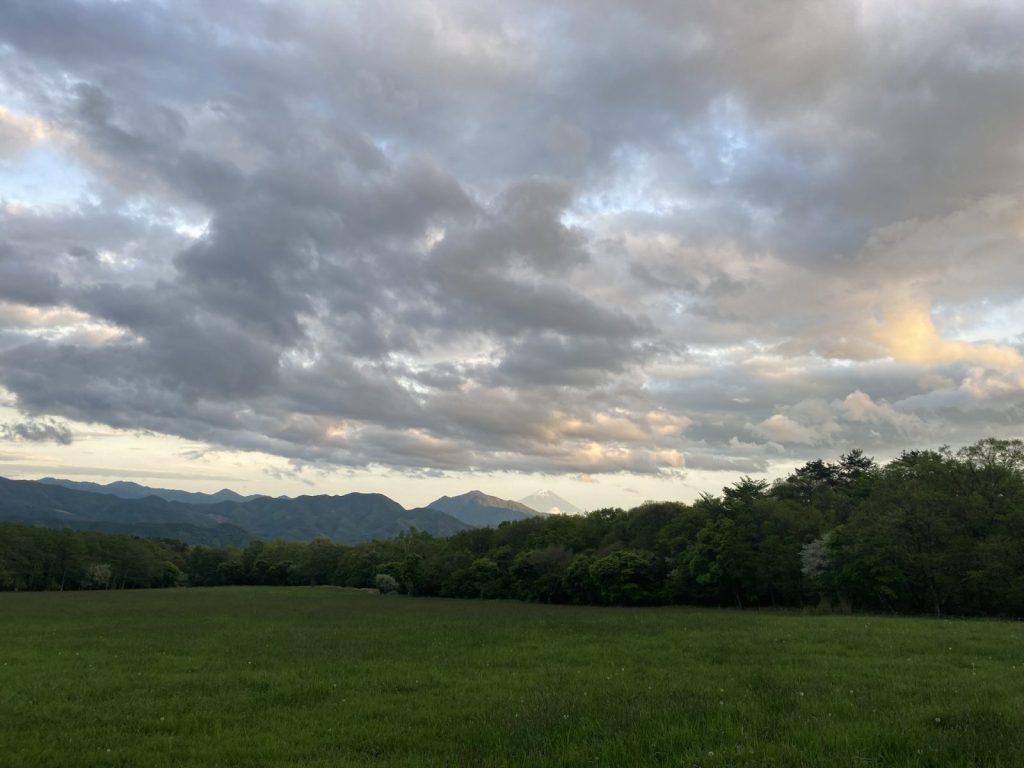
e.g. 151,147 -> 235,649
0,478 -> 469,544
3,438 -> 1023,617
38,478 -> 261,504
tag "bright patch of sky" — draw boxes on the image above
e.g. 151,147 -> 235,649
0,147 -> 91,209
934,299 -> 1024,345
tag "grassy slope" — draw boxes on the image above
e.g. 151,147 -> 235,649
1,588 -> 1022,767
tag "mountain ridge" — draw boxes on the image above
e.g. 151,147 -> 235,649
38,477 -> 265,505
0,477 -> 469,545
427,490 -> 543,527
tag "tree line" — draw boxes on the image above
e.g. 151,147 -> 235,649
2,438 -> 1023,617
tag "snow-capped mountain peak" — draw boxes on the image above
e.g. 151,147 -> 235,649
518,490 -> 584,516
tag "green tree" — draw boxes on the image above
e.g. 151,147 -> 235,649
374,573 -> 400,594
589,549 -> 655,606
686,518 -> 743,607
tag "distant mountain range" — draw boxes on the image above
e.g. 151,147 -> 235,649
0,477 -> 468,545
38,477 -> 264,505
0,477 -> 251,546
427,490 -> 544,527
0,477 -> 585,544
519,490 -> 585,516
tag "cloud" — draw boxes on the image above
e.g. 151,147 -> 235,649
0,0 -> 1022,483
874,300 -> 1024,377
0,106 -> 50,157
839,390 -> 922,435
750,415 -> 820,446
1,418 -> 73,445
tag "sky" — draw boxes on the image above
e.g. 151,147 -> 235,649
1,0 -> 1023,511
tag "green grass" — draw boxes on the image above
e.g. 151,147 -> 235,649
1,588 -> 1022,767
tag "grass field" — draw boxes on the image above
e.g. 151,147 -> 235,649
0,588 -> 1022,767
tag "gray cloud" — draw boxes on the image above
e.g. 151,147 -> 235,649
1,418 -> 73,445
0,0 -> 1022,480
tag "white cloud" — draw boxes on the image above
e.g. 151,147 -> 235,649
0,107 -> 50,157
750,414 -> 820,446
839,390 -> 921,433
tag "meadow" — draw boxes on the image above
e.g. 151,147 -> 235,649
1,588 -> 1021,767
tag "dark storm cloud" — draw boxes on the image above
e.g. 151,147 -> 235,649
0,0 -> 1022,478
0,258 -> 61,306
493,333 -> 644,388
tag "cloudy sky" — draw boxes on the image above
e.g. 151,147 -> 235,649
1,0 -> 1023,509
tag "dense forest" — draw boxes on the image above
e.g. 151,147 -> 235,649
2,438 -> 1024,617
